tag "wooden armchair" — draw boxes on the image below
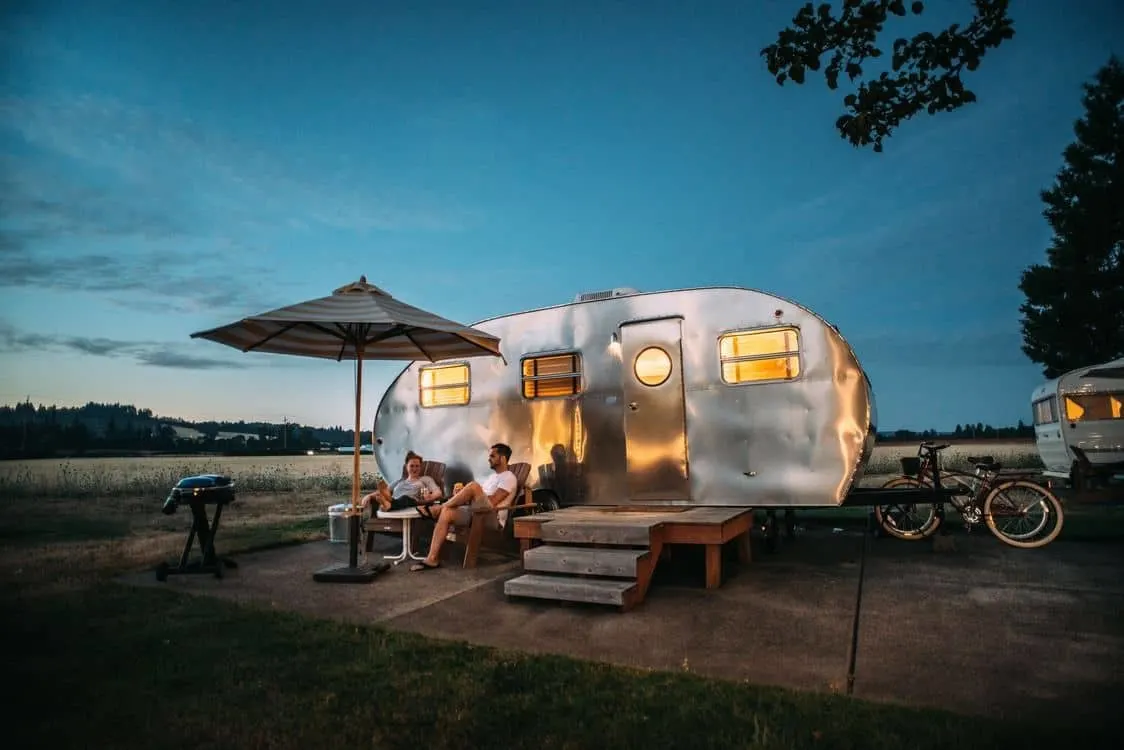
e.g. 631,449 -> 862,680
363,459 -> 446,552
451,461 -> 538,569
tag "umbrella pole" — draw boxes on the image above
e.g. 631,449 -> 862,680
311,340 -> 386,583
349,347 -> 363,568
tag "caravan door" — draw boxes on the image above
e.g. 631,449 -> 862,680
619,317 -> 690,501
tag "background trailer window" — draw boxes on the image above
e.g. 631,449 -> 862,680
719,326 -> 801,384
1033,396 -> 1059,425
522,353 -> 582,398
419,363 -> 470,407
1063,393 -> 1123,422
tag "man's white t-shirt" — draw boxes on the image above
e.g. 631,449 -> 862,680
481,470 -> 518,503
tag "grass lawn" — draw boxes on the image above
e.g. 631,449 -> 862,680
3,582 -> 1110,750
1,488 -> 1118,749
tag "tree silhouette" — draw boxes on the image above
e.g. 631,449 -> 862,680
761,0 -> 1015,151
1019,56 -> 1124,378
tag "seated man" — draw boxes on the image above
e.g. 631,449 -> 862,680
410,442 -> 518,571
360,450 -> 442,513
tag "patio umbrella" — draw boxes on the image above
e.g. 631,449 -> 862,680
190,275 -> 504,583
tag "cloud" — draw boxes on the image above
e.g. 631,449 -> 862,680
0,93 -> 478,315
0,236 -> 281,315
135,349 -> 249,370
0,320 -> 336,371
0,94 -> 476,237
0,321 -> 246,370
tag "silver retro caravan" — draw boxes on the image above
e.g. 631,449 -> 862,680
1031,357 -> 1124,488
371,286 -> 878,509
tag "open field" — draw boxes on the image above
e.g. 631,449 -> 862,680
0,440 -> 1043,499
0,490 -> 332,592
3,490 -> 1120,749
863,439 -> 1042,474
2,446 -> 1119,749
0,454 -> 380,499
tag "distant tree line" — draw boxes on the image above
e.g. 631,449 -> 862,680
877,421 -> 1035,443
0,399 -> 1035,460
0,400 -> 372,460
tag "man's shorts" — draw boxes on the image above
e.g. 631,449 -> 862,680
452,496 -> 500,529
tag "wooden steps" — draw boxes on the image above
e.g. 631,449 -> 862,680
509,506 -> 755,611
539,522 -> 652,546
522,545 -> 648,577
504,519 -> 661,611
504,574 -> 638,606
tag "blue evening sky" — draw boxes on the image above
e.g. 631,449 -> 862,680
2,0 -> 1120,431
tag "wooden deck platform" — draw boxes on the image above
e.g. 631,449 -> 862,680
506,506 -> 754,611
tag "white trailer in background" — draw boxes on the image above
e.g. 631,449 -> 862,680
1030,357 -> 1124,489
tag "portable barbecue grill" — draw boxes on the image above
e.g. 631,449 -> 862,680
156,474 -> 238,581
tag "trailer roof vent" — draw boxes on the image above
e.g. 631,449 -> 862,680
573,287 -> 640,303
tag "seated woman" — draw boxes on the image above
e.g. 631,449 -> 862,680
360,451 -> 443,516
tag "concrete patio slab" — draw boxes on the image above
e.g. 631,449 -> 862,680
120,533 -> 522,625
117,525 -> 1124,724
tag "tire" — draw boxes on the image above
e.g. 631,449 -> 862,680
983,479 -> 1064,549
874,476 -> 942,540
530,488 -> 562,513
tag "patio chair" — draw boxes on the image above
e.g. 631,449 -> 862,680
447,461 -> 538,569
363,459 -> 446,554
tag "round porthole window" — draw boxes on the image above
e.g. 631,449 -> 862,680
634,347 -> 672,386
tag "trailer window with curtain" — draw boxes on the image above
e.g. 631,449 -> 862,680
718,326 -> 801,384
522,352 -> 583,399
419,363 -> 470,407
1063,393 -> 1123,422
1033,396 -> 1059,425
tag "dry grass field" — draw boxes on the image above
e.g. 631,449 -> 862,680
0,453 -> 378,499
0,440 -> 1043,500
0,489 -> 331,591
0,439 -> 1042,591
1,438 -> 1115,750
862,440 -> 1041,476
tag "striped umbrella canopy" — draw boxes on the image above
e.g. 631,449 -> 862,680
191,276 -> 502,364
190,276 -> 504,555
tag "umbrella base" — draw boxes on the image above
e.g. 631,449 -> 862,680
312,561 -> 390,583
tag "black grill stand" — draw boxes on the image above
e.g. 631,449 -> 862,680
156,476 -> 238,581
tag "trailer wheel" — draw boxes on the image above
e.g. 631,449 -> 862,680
874,477 -> 942,540
763,510 -> 780,553
1070,459 -> 1086,492
531,489 -> 561,514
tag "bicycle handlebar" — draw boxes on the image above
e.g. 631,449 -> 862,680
918,441 -> 950,451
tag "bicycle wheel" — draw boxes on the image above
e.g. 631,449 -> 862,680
983,479 -> 1064,549
874,476 -> 941,540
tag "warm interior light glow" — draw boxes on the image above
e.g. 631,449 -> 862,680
634,347 -> 672,386
718,326 -> 801,384
522,353 -> 582,399
1064,393 -> 1124,422
419,363 -> 469,407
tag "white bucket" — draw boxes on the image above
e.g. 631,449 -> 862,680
327,503 -> 351,543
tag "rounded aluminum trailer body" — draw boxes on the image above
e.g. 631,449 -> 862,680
1031,357 -> 1124,480
372,286 -> 877,508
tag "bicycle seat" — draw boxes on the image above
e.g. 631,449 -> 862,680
967,455 -> 994,465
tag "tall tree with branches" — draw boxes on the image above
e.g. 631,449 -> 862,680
761,0 -> 1015,151
1019,56 -> 1124,378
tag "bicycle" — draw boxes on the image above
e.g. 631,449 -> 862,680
873,441 -> 1065,549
